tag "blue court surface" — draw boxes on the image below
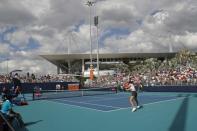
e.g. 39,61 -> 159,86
14,91 -> 197,131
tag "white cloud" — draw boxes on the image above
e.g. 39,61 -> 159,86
0,43 -> 10,55
39,0 -> 87,30
174,32 -> 197,50
21,0 -> 51,18
6,30 -> 30,48
0,0 -> 36,26
152,11 -> 169,25
6,59 -> 56,74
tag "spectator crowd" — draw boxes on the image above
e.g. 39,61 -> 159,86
85,49 -> 197,87
0,73 -> 79,84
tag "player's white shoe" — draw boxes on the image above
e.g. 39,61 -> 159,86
132,108 -> 137,112
137,106 -> 141,109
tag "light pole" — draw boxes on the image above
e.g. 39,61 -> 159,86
6,58 -> 9,75
67,31 -> 72,74
94,16 -> 100,79
86,1 -> 94,68
86,1 -> 95,81
168,31 -> 173,53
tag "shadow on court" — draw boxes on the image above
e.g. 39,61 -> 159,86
24,120 -> 43,127
20,120 -> 43,131
176,94 -> 190,97
193,94 -> 197,97
168,95 -> 189,131
19,128 -> 29,131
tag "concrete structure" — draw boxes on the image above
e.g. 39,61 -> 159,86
40,52 -> 177,74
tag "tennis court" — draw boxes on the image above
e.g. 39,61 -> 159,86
14,90 -> 197,131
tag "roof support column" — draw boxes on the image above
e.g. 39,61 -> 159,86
57,66 -> 60,74
82,59 -> 85,76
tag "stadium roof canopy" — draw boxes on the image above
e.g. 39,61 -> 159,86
40,52 -> 176,61
40,52 -> 177,73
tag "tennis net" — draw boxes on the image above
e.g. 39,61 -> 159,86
32,87 -> 117,100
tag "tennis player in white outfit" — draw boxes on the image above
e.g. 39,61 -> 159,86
127,81 -> 141,112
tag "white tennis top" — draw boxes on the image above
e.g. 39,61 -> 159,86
128,83 -> 136,91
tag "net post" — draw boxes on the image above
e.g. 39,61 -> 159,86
81,90 -> 84,96
32,90 -> 35,101
115,86 -> 118,93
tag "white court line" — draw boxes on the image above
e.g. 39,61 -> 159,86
34,93 -> 128,112
43,94 -> 188,113
54,98 -> 122,109
78,93 -> 127,100
44,94 -> 129,112
67,96 -> 128,103
43,100 -> 107,112
104,96 -> 188,112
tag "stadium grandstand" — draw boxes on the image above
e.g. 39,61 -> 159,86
40,49 -> 197,86
40,52 -> 177,74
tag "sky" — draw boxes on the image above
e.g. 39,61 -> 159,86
0,0 -> 197,74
